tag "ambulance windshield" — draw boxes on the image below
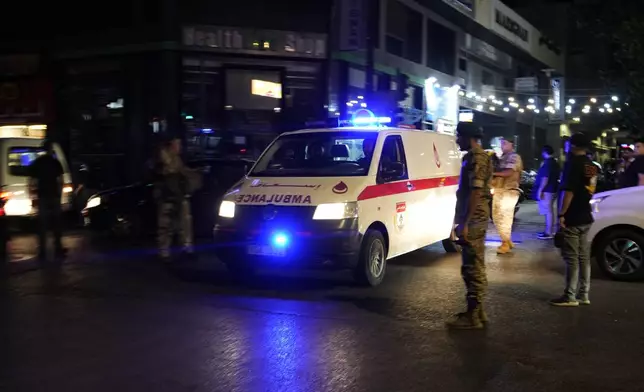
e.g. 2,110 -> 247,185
251,131 -> 378,177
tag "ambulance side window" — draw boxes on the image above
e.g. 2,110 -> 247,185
377,135 -> 408,184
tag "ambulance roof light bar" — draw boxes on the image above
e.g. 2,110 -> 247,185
0,125 -> 47,139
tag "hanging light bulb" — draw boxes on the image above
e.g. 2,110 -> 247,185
590,97 -> 597,103
611,96 -> 619,102
528,98 -> 535,104
569,98 -> 576,104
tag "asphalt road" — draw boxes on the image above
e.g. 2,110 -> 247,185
1,204 -> 643,392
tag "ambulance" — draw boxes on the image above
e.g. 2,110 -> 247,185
213,117 -> 461,286
0,125 -> 73,216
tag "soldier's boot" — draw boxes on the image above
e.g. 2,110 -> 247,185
446,300 -> 484,330
509,241 -> 516,249
497,241 -> 512,254
478,305 -> 489,323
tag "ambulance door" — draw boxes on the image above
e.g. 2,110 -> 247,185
375,134 -> 411,258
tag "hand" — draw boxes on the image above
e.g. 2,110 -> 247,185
559,216 -> 566,229
456,224 -> 469,242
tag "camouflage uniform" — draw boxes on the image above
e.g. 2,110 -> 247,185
449,144 -> 492,329
156,148 -> 194,259
492,151 -> 523,253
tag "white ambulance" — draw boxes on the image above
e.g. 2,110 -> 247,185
213,119 -> 461,286
0,125 -> 73,216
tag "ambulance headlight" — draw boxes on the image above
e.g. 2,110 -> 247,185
218,200 -> 236,218
312,202 -> 358,220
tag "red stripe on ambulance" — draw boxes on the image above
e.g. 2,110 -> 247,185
357,175 -> 459,201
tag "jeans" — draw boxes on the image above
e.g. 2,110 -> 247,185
38,200 -> 63,259
538,192 -> 556,235
561,224 -> 592,300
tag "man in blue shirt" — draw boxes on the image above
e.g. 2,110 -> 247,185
534,145 -> 560,240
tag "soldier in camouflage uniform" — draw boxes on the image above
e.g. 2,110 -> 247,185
447,123 -> 493,330
155,136 -> 194,262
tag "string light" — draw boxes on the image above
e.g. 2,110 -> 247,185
452,87 -> 626,121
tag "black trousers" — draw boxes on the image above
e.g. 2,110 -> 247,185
38,200 -> 63,259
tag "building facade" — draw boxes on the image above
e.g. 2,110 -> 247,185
0,0 -> 565,189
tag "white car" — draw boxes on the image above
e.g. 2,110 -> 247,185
588,186 -> 644,281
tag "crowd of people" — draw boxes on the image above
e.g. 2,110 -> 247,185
449,123 -> 642,329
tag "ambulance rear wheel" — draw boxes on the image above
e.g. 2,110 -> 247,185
354,230 -> 387,287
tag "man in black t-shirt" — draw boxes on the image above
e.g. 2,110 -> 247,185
29,140 -> 65,262
618,137 -> 644,188
535,145 -> 560,240
550,133 -> 598,307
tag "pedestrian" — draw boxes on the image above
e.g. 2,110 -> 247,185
534,145 -> 560,240
491,138 -> 523,254
447,123 -> 493,330
28,140 -> 65,262
618,137 -> 644,188
550,133 -> 598,307
154,136 -> 196,263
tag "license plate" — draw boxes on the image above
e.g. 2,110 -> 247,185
247,245 -> 286,257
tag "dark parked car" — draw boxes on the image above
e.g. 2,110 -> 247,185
82,158 -> 254,240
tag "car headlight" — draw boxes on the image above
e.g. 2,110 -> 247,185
85,196 -> 101,209
313,202 -> 358,220
590,196 -> 608,213
218,200 -> 236,218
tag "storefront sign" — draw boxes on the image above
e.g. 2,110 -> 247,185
495,10 -> 528,42
183,26 -> 326,59
515,77 -> 537,92
338,0 -> 366,50
489,1 -> 532,53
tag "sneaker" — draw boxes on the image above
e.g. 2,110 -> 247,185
537,233 -> 554,240
576,296 -> 591,305
446,312 -> 484,330
549,296 -> 579,307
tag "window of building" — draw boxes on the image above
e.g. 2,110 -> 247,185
482,70 -> 494,85
386,0 -> 422,64
459,58 -> 467,72
426,18 -> 456,75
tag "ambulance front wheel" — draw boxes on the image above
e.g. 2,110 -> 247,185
354,230 -> 388,287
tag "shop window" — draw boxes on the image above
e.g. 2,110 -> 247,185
482,70 -> 494,86
459,58 -> 467,72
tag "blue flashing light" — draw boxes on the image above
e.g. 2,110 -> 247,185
201,128 -> 213,134
352,116 -> 391,126
272,232 -> 289,248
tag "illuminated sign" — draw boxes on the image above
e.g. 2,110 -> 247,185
459,111 -> 474,122
0,124 -> 46,139
251,80 -> 282,99
183,26 -> 326,59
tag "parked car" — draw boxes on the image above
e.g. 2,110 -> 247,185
588,186 -> 644,281
82,158 -> 254,240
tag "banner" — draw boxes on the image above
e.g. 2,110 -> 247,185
550,77 -> 565,123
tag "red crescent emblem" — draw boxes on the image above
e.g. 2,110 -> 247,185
332,181 -> 348,194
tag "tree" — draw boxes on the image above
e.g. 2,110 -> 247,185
574,0 -> 644,134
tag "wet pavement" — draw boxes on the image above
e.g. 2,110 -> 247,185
2,203 -> 643,392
